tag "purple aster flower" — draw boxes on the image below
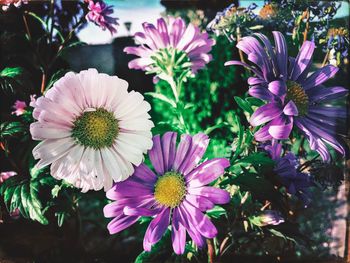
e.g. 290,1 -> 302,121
265,141 -> 312,204
124,17 -> 215,79
225,31 -> 348,161
104,132 -> 230,254
85,0 -> 119,34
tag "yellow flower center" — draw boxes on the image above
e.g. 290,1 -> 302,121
154,172 -> 186,208
285,80 -> 309,116
72,108 -> 118,149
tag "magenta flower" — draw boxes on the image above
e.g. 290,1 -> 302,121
85,0 -> 119,34
0,171 -> 16,184
124,17 -> 215,78
11,100 -> 27,116
226,31 -> 348,161
104,132 -> 230,254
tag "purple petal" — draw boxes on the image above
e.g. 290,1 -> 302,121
111,180 -> 153,197
173,134 -> 192,171
268,80 -> 287,96
107,215 -> 140,235
178,133 -> 209,175
302,65 -> 339,90
268,117 -> 293,139
249,86 -> 274,101
181,200 -> 217,238
254,124 -> 273,141
133,163 -> 157,184
172,208 -> 186,255
123,206 -> 159,217
186,158 -> 229,187
308,105 -> 347,118
143,208 -> 170,251
273,31 -> 288,79
157,17 -> 170,47
224,60 -> 263,78
149,135 -> 165,175
283,101 -> 298,116
177,206 -> 205,247
307,86 -> 348,102
250,103 -> 282,126
297,118 -> 345,155
188,186 -> 230,204
185,195 -> 214,211
290,41 -> 315,81
161,132 -> 177,172
248,77 -> 266,86
103,202 -> 123,218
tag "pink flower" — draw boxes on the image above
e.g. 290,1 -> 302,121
1,0 -> 28,11
0,171 -> 17,184
11,100 -> 27,116
124,17 -> 215,77
85,0 -> 119,34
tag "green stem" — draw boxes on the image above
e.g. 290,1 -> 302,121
167,75 -> 190,134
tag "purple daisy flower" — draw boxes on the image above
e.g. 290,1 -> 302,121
124,17 -> 215,78
104,132 -> 230,254
85,0 -> 119,34
265,141 -> 312,204
225,31 -> 348,161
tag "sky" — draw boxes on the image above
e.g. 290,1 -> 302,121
78,0 -> 350,45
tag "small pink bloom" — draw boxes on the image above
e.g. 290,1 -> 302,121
0,171 -> 17,184
1,0 -> 27,11
85,0 -> 119,34
11,100 -> 27,116
10,208 -> 20,219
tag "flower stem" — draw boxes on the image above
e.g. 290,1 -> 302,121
236,26 -> 245,63
302,9 -> 310,43
322,49 -> 330,67
167,75 -> 190,133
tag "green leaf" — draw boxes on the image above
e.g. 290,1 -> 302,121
245,97 -> 264,107
0,67 -> 23,78
268,229 -> 297,243
51,185 -> 61,198
204,122 -> 230,135
235,152 -> 274,166
57,41 -> 87,57
145,92 -> 176,108
234,96 -> 253,114
0,176 -> 48,225
26,11 -> 47,32
45,69 -> 69,91
0,122 -> 24,138
206,206 -> 227,219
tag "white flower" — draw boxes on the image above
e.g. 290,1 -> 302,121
30,69 -> 154,192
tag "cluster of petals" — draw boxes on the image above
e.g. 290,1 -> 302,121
30,69 -> 153,192
226,31 -> 347,161
124,16 -> 215,74
85,0 -> 119,34
265,141 -> 312,204
104,132 -> 230,254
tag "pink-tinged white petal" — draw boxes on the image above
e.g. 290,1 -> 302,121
124,16 -> 214,75
31,69 -> 153,191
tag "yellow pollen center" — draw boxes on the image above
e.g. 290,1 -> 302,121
72,108 -> 118,149
286,80 -> 309,116
154,172 -> 186,208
